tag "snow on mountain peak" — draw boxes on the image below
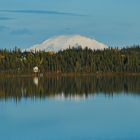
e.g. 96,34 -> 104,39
26,35 -> 108,52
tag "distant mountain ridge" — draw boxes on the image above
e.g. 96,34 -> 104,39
25,35 -> 108,52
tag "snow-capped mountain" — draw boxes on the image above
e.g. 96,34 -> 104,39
25,35 -> 108,52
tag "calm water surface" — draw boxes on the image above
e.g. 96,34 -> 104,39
0,75 -> 140,140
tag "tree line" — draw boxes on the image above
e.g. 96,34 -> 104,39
0,45 -> 140,74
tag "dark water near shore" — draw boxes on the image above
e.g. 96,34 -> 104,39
0,75 -> 140,140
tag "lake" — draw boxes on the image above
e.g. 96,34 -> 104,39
0,75 -> 140,140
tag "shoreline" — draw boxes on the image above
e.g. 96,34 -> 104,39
0,72 -> 140,78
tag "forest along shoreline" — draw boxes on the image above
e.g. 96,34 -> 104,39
0,72 -> 140,78
0,46 -> 139,77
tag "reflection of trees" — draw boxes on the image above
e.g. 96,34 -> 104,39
0,75 -> 140,100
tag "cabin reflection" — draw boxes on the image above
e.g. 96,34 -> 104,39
0,75 -> 140,101
33,77 -> 39,86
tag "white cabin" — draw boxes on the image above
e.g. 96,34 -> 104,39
33,66 -> 39,73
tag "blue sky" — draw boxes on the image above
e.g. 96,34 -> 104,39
0,0 -> 140,49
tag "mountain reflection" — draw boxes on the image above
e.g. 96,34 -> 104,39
0,75 -> 140,101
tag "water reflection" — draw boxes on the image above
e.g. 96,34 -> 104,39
33,77 -> 39,87
0,75 -> 140,101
